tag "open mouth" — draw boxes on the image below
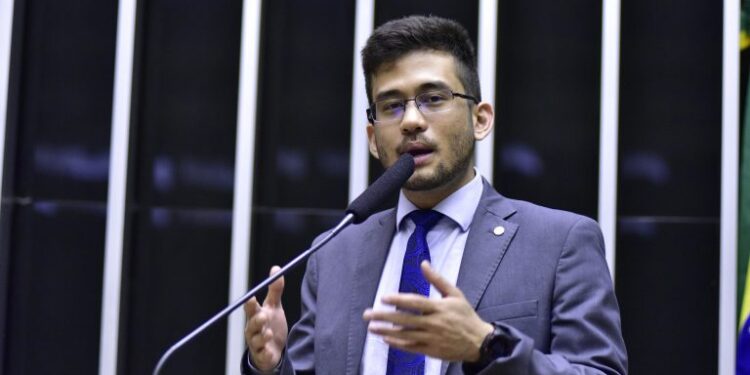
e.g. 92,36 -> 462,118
408,148 -> 432,158
401,143 -> 435,166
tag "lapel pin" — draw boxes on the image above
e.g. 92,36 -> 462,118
493,226 -> 505,236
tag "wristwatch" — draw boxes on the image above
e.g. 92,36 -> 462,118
477,323 -> 512,365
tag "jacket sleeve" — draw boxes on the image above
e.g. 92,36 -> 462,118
466,217 -> 628,375
241,253 -> 319,375
279,251 -> 319,375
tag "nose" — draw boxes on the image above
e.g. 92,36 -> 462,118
400,100 -> 427,134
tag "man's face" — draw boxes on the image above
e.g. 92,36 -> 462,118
367,50 -> 479,192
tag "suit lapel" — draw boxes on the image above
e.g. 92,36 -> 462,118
344,211 -> 396,375
456,180 -> 518,309
444,181 -> 518,375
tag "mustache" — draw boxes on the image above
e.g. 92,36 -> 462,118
396,136 -> 437,154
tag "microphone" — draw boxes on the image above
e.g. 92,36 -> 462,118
347,153 -> 415,222
153,153 -> 415,375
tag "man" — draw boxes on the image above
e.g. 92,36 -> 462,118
243,15 -> 627,375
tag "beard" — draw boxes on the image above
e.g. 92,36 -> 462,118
375,124 -> 475,191
403,133 -> 475,191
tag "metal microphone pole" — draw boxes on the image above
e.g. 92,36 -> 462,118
152,213 -> 355,375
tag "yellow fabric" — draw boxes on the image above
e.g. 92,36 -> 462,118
742,31 -> 750,50
742,255 -> 750,331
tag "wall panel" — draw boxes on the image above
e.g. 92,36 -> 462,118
0,0 -> 117,372
5,203 -> 106,374
493,0 -> 602,219
616,0 -> 722,372
118,0 -> 242,373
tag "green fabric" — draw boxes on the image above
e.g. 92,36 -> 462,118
741,2 -> 750,322
742,12 -> 750,321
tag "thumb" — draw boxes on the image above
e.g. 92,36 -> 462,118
264,265 -> 285,307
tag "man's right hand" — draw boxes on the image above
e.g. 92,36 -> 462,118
244,266 -> 288,372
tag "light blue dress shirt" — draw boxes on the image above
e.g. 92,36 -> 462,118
361,170 -> 484,375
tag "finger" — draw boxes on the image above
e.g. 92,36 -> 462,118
246,311 -> 268,334
363,309 -> 425,328
244,298 -> 264,328
380,293 -> 436,313
382,336 -> 422,353
421,260 -> 462,297
369,323 -> 433,339
244,297 -> 260,316
265,265 -> 285,307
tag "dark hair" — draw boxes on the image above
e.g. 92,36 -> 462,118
361,15 -> 481,104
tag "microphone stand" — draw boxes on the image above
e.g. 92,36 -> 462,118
152,153 -> 415,374
152,213 -> 355,375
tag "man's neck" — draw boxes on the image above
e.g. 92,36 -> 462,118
403,167 -> 476,209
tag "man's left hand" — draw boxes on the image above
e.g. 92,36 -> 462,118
363,260 -> 494,362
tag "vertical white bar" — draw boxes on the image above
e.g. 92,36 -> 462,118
719,0 -> 739,373
0,0 -> 15,207
598,0 -> 621,278
348,0 -> 375,202
99,0 -> 137,373
225,0 -> 262,373
476,0 -> 497,181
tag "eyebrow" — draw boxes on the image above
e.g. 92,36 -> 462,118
374,81 -> 453,101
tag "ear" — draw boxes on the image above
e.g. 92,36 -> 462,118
366,124 -> 380,159
472,102 -> 495,141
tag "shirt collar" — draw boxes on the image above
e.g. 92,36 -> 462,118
395,168 -> 484,232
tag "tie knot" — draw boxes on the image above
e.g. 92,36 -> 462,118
408,210 -> 443,232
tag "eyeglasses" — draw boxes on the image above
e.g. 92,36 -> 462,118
366,89 -> 478,125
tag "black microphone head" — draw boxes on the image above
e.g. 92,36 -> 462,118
346,154 -> 415,223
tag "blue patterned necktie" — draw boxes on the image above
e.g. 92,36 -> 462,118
386,209 -> 443,375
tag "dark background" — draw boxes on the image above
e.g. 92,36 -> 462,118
0,0 -> 722,374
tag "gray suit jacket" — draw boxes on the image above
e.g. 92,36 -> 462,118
276,180 -> 627,374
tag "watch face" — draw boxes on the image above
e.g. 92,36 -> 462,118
487,325 -> 511,357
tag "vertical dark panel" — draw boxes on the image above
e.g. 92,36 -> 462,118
132,1 -> 241,209
493,0 -> 602,219
617,219 -> 718,374
374,1 -> 479,42
254,0 -> 354,210
1,0 -> 117,373
617,1 -> 721,218
616,0 -> 721,373
0,1 -> 26,371
5,204 -> 107,374
368,0 -> 480,211
120,0 -> 242,373
123,209 -> 232,375
12,0 -> 116,201
251,0 -> 355,325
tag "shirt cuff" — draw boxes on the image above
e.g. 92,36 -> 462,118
241,348 -> 283,375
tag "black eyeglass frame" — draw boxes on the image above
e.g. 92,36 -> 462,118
366,90 -> 479,124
